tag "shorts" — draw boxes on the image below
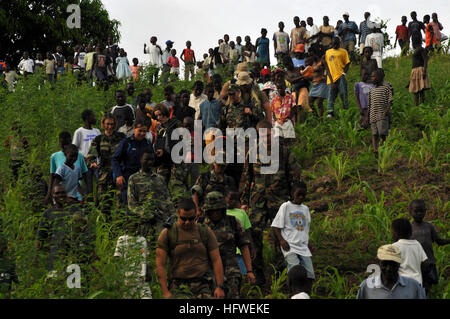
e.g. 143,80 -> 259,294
370,119 -> 389,136
285,253 -> 315,280
170,67 -> 180,74
344,40 -> 356,53
309,82 -> 329,99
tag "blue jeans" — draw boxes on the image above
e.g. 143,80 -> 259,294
327,76 -> 348,114
285,253 -> 315,279
237,255 -> 247,275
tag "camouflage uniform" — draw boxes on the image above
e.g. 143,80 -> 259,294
218,84 -> 266,187
86,132 -> 126,205
127,169 -> 176,237
191,169 -> 236,208
239,144 -> 302,283
202,192 -> 251,299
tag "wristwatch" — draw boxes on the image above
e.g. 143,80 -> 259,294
247,270 -> 253,273
216,284 -> 225,290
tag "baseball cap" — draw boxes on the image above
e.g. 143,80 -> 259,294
377,244 -> 402,264
261,67 -> 271,77
295,44 -> 305,53
166,40 -> 174,45
343,12 -> 350,16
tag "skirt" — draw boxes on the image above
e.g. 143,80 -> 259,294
309,82 -> 329,99
409,66 -> 430,93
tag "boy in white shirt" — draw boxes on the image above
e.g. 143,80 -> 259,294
271,181 -> 314,294
18,51 -> 34,76
73,109 -> 100,196
392,218 -> 429,285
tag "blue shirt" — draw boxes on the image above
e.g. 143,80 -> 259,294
50,151 -> 88,175
199,99 -> 222,130
111,135 -> 153,179
357,275 -> 426,299
55,163 -> 82,200
292,58 -> 305,68
338,21 -> 359,44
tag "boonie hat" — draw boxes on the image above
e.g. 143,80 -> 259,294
377,244 -> 402,264
234,62 -> 249,75
236,72 -> 253,86
203,191 -> 227,211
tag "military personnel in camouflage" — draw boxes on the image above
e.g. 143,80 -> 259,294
240,119 -> 302,286
156,198 -> 225,299
127,148 -> 175,237
202,192 -> 255,298
191,156 -> 235,218
218,84 -> 265,187
86,113 -> 125,208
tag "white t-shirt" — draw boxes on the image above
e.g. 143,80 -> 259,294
291,292 -> 310,299
145,44 -> 163,67
75,52 -> 86,68
307,25 -> 320,43
189,93 -> 207,120
271,201 -> 311,257
392,239 -> 428,285
18,58 -> 34,74
72,127 -> 101,157
365,33 -> 384,56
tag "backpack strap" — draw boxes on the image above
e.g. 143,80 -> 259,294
167,223 -> 210,255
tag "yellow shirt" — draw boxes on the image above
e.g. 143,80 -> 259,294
84,52 -> 95,71
325,48 -> 350,84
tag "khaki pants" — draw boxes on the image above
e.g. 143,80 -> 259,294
184,63 -> 195,81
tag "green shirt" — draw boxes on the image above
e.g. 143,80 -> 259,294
226,208 -> 252,255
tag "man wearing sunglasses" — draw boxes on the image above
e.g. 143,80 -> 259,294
156,198 -> 225,299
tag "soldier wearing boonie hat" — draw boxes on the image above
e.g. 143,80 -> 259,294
202,191 -> 255,298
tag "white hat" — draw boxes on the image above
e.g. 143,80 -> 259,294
343,12 -> 350,16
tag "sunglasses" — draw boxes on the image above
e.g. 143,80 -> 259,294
179,215 -> 196,221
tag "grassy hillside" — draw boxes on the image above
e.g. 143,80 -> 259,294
0,54 -> 448,299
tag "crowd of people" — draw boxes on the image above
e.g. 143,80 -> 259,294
0,11 -> 448,299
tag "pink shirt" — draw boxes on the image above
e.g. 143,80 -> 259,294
167,56 -> 180,68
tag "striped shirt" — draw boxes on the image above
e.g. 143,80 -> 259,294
368,84 -> 392,123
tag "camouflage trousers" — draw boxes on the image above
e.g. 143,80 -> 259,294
170,274 -> 214,299
249,205 -> 279,280
170,162 -> 199,198
225,274 -> 242,299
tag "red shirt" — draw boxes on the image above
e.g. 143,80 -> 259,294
425,23 -> 437,47
395,25 -> 409,41
167,56 -> 180,68
183,48 -> 195,63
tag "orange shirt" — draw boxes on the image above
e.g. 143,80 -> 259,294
425,23 -> 437,47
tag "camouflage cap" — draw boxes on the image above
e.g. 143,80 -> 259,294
203,191 -> 227,211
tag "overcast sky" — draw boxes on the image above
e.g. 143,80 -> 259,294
102,0 -> 449,76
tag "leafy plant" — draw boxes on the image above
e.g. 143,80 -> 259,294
322,150 -> 352,191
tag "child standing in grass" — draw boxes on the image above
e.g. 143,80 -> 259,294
391,218 -> 429,286
409,200 -> 450,293
167,49 -> 180,77
368,68 -> 392,153
354,69 -> 374,129
271,181 -> 314,294
130,58 -> 140,81
225,189 -> 255,275
54,144 -> 84,203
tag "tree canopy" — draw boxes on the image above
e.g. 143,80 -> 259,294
1,0 -> 121,65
